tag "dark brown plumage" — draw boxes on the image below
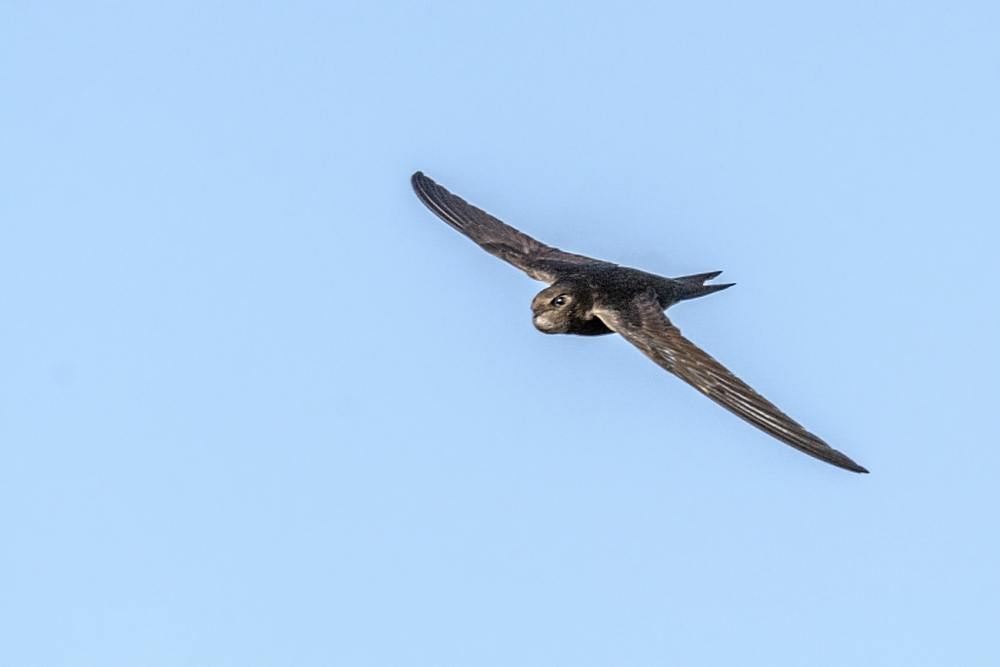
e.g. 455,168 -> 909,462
411,171 -> 868,474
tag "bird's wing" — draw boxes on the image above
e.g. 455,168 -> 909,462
411,171 -> 603,283
592,292 -> 868,473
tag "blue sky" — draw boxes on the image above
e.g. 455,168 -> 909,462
2,2 -> 999,665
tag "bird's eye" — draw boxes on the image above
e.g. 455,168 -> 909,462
552,295 -> 568,307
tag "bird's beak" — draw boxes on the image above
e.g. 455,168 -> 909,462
533,313 -> 558,332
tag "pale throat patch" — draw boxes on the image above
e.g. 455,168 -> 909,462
533,313 -> 558,330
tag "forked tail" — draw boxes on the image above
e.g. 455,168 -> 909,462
673,270 -> 735,302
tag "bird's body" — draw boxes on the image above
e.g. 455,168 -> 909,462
530,264 -> 734,336
411,171 -> 868,474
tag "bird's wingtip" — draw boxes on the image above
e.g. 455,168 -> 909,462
411,171 -> 434,198
838,457 -> 869,474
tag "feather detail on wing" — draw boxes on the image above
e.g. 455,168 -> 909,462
593,293 -> 868,473
411,172 -> 602,283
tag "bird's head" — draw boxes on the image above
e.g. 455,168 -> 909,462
531,283 -> 583,334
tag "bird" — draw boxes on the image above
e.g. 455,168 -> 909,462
411,171 -> 868,474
